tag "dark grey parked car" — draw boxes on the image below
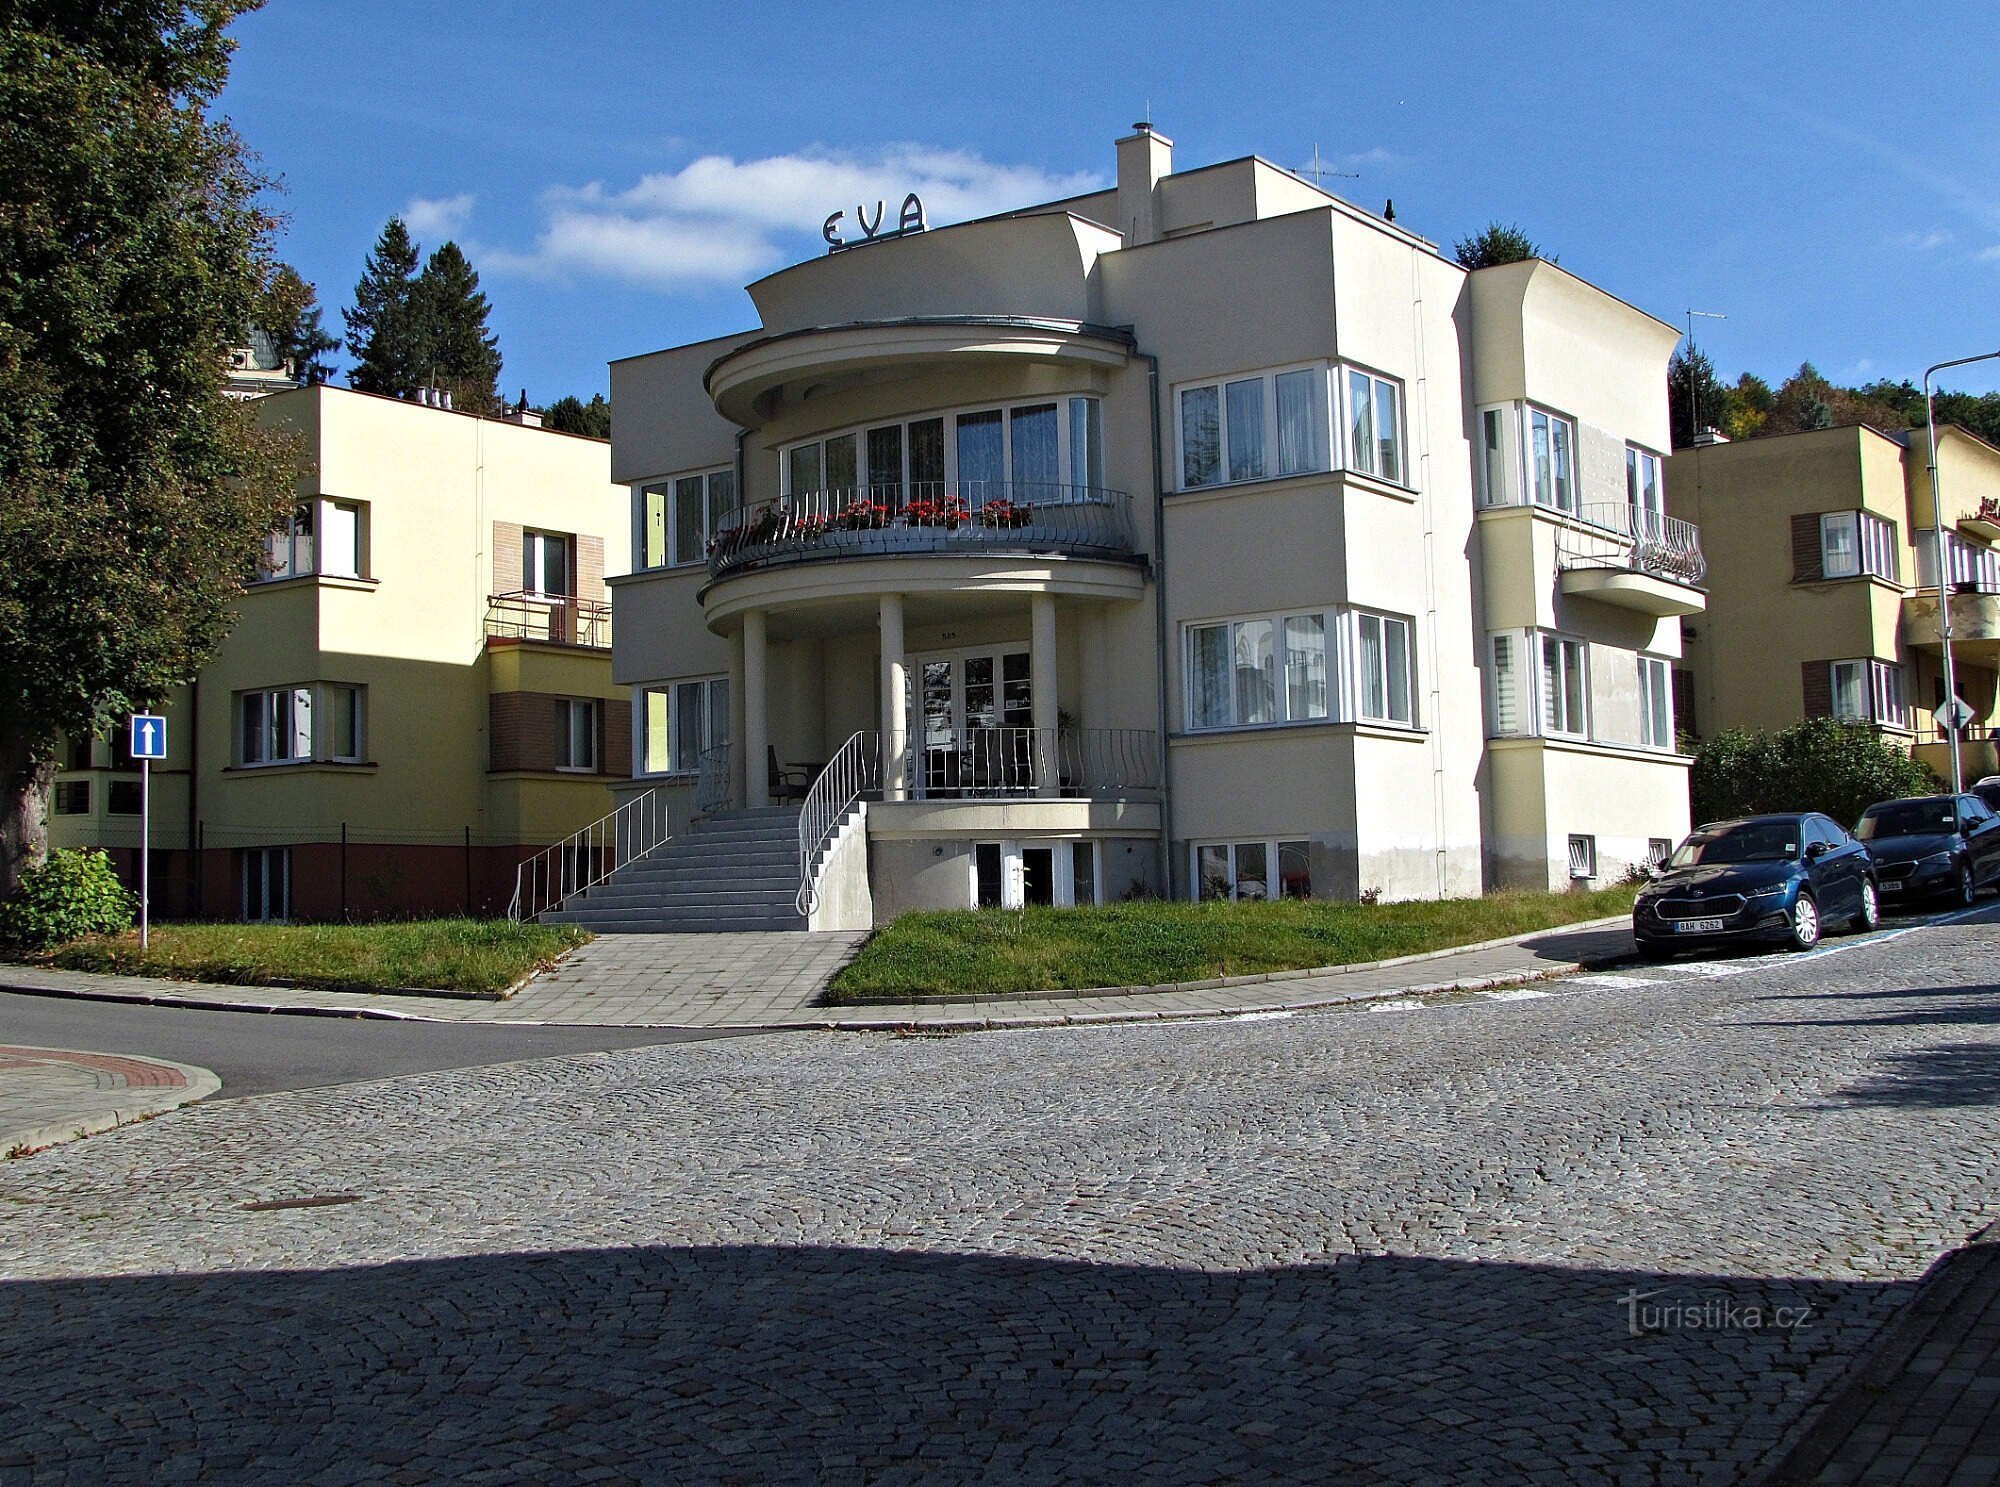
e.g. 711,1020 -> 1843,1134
1854,793 -> 2000,907
1633,812 -> 1877,958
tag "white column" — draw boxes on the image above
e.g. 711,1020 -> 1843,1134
743,608 -> 769,809
1031,592 -> 1059,797
880,594 -> 907,801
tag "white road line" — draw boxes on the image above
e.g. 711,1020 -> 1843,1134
1482,987 -> 1553,1001
1365,999 -> 1427,1013
1564,974 -> 1661,990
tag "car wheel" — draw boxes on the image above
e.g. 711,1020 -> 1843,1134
1786,892 -> 1821,952
1853,878 -> 1880,932
1958,862 -> 1977,908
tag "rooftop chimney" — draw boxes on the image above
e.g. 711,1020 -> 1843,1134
1115,121 -> 1172,247
1692,427 -> 1729,446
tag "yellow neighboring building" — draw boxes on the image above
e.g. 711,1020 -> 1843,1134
1665,422 -> 2000,784
49,384 -> 631,920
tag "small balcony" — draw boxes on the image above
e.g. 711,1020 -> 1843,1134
1555,502 -> 1707,617
706,481 -> 1138,582
1904,588 -> 2000,667
485,591 -> 613,650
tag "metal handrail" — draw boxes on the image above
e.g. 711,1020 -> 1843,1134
694,742 -> 734,814
708,480 -> 1136,580
485,590 -> 613,649
507,785 -> 690,921
796,731 -> 882,919
909,726 -> 1161,797
1557,501 -> 1707,585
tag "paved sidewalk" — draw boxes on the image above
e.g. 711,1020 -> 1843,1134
0,1045 -> 220,1158
0,917 -> 1636,1029
1761,1221 -> 2000,1485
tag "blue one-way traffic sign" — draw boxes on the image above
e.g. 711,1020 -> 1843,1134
129,714 -> 168,760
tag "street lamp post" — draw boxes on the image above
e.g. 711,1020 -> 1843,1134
1923,348 -> 2000,792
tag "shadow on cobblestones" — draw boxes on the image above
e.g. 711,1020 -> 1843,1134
0,1242 -> 1899,1486
1824,1041 -> 2000,1111
1744,983 -> 2000,1031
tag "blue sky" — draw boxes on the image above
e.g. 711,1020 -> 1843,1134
220,1 -> 2000,404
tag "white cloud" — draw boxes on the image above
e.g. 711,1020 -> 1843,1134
1979,245 -> 2000,263
483,146 -> 1105,288
1897,228 -> 1955,252
404,192 -> 476,239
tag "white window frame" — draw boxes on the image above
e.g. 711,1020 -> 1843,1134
970,839 -> 1101,910
1638,655 -> 1674,750
1191,839 -> 1313,902
1175,366 -> 1330,490
236,683 -> 364,766
1539,633 -> 1590,740
1350,610 -> 1417,726
1184,609 -> 1333,731
241,846 -> 290,922
1828,659 -> 1908,729
640,466 -> 737,570
554,697 -> 598,772
1626,447 -> 1665,526
1567,834 -> 1597,881
1341,366 -> 1405,485
523,529 -> 573,598
781,395 -> 1105,502
1527,405 -> 1578,514
259,497 -> 366,583
1916,529 -> 1999,593
638,675 -> 730,776
1820,511 -> 1898,582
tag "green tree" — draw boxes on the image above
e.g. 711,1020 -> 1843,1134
412,240 -> 502,413
1451,222 -> 1545,270
259,263 -> 338,384
1690,718 -> 1941,829
0,0 -> 297,899
1722,372 -> 1774,440
544,393 -> 611,438
343,216 -> 423,396
1668,345 -> 1729,448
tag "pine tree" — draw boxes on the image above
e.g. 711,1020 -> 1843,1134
1452,222 -> 1546,270
260,264 -> 338,384
413,241 -> 502,414
343,217 -> 423,396
545,393 -> 611,438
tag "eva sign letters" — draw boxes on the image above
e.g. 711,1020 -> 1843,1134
824,193 -> 927,252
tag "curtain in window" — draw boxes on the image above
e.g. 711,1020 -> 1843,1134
1276,371 -> 1317,475
1360,615 -> 1386,719
1374,381 -> 1401,483
1181,387 -> 1219,487
1492,635 -> 1519,734
1068,397 -> 1104,491
1284,614 -> 1327,720
956,410 -> 1004,503
1226,378 -> 1265,482
1541,636 -> 1564,732
706,471 -> 737,535
1190,626 -> 1232,728
908,418 -> 945,493
1008,404 -> 1059,499
1830,662 -> 1864,721
1234,618 -> 1276,724
1531,413 -> 1553,506
1482,410 -> 1508,506
1348,371 -> 1376,476
1551,419 -> 1572,510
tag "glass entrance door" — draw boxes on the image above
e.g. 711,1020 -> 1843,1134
911,646 -> 1032,796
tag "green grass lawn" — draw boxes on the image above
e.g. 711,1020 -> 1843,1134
28,919 -> 589,998
824,886 -> 1639,1001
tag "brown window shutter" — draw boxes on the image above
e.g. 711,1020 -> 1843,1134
493,521 -> 524,595
1801,662 -> 1833,718
1672,668 -> 1696,740
489,693 -> 525,772
1791,513 -> 1823,582
576,534 -> 606,603
601,695 -> 632,776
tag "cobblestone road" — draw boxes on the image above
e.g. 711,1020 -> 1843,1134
5,911 -> 1999,1485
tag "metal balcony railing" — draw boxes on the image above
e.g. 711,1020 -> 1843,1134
706,481 -> 1137,580
485,591 -> 613,649
908,725 -> 1161,799
1554,503 -> 1707,586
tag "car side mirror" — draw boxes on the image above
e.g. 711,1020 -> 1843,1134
1805,841 -> 1830,860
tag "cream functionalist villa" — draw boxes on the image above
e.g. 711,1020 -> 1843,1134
537,125 -> 1703,933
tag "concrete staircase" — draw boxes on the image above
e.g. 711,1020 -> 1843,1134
543,806 -> 807,933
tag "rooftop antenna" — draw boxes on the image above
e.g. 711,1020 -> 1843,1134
1293,143 -> 1359,187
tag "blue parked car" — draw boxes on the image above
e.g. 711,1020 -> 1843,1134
1633,812 -> 1877,958
1854,793 -> 2000,908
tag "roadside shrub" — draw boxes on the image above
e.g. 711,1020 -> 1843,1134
1690,718 -> 1943,829
0,849 -> 136,953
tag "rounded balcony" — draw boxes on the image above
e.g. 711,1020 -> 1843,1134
704,316 -> 1135,427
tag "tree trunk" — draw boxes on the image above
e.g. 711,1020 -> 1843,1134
0,726 -> 55,902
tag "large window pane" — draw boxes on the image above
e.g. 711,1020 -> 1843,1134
1386,618 -> 1411,721
824,433 -> 858,494
323,503 -> 360,578
1181,386 -> 1219,487
706,470 -> 736,535
1010,403 -> 1059,496
1360,614 -> 1386,719
1068,397 -> 1104,490
1190,625 -> 1232,728
1276,370 -> 1318,475
1531,412 -> 1553,506
1234,618 -> 1277,724
673,478 -> 703,566
1226,378 -> 1266,482
1541,636 -> 1565,733
908,418 -> 945,491
330,686 -> 359,758
1563,643 -> 1586,733
642,483 -> 668,568
787,442 -> 821,497
704,678 -> 730,749
1482,409 -> 1507,505
1197,844 -> 1231,901
867,425 -> 903,505
1284,614 -> 1328,720
955,410 -> 1004,501
1374,379 -> 1401,483
673,680 -> 704,770
1551,416 -> 1572,511
1278,841 -> 1311,899
290,504 -> 314,576
644,689 -> 670,772
1234,842 -> 1269,899
1348,370 -> 1376,475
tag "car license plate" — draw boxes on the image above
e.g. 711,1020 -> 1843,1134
1879,880 -> 1902,893
1675,918 -> 1726,933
